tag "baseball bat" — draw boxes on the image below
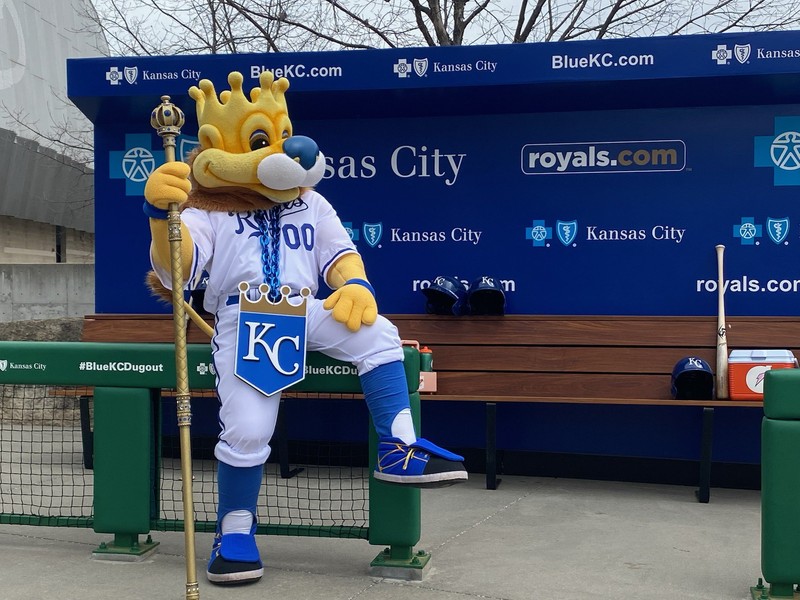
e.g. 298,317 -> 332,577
151,96 -> 200,600
715,244 -> 729,400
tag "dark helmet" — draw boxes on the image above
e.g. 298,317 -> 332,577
671,357 -> 714,400
422,276 -> 468,315
467,276 -> 506,316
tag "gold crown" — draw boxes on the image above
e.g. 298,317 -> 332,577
237,282 -> 309,316
188,71 -> 289,130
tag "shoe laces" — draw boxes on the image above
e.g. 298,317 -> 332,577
379,442 -> 429,472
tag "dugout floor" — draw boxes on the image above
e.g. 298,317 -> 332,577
0,475 -> 761,600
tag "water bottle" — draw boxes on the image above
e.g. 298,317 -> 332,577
420,346 -> 433,372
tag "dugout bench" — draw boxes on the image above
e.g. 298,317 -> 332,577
81,313 -> 797,502
390,314 -> 799,501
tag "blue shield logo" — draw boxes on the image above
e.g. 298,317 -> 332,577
556,220 -> 578,246
124,66 -> 138,84
363,223 -> 383,248
767,217 -> 790,244
235,309 -> 307,396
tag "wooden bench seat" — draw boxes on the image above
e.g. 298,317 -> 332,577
81,313 -> 800,501
390,314 -> 798,401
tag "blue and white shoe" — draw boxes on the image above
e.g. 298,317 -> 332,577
206,529 -> 263,585
374,437 -> 468,488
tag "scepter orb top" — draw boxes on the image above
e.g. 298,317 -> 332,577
151,95 -> 185,138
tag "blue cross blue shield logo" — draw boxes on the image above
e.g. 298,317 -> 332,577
234,291 -> 308,396
732,217 -> 762,245
363,223 -> 383,248
755,118 -> 800,186
556,220 -> 578,246
525,219 -> 552,247
767,217 -> 790,244
109,133 -> 165,196
124,66 -> 138,84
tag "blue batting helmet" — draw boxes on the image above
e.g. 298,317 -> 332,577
671,357 -> 714,400
467,276 -> 506,316
422,276 -> 468,315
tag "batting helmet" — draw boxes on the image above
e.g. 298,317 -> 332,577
422,276 -> 468,315
467,276 -> 506,316
671,357 -> 714,400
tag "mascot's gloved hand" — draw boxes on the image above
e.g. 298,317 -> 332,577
323,283 -> 378,333
144,162 -> 192,210
144,161 -> 194,277
323,254 -> 378,332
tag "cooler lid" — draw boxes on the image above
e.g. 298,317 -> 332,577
728,349 -> 797,364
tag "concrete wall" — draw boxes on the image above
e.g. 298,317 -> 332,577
0,264 -> 94,322
0,216 -> 94,264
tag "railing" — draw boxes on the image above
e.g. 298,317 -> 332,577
0,341 -> 427,574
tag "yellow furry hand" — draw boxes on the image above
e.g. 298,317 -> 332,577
323,284 -> 378,332
144,161 -> 192,210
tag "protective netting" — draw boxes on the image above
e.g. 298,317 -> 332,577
0,385 -> 369,537
0,385 -> 93,526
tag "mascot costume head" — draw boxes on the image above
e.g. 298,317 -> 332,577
187,71 -> 325,206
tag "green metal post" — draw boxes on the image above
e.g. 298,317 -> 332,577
368,347 -> 431,578
755,369 -> 800,599
92,387 -> 159,558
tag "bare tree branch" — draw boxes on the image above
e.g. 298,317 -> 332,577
83,0 -> 800,55
1,102 -> 94,169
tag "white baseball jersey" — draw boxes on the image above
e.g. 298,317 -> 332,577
152,189 -> 358,313
150,188 -> 403,468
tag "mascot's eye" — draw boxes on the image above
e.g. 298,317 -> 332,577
282,130 -> 289,139
249,130 -> 270,151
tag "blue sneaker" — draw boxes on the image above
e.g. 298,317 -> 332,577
374,437 -> 468,488
206,529 -> 263,585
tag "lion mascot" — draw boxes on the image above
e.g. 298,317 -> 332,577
143,71 -> 467,585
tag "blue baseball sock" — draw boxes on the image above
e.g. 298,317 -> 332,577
360,361 -> 416,443
217,462 -> 262,528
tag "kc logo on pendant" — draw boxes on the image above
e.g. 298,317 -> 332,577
234,283 -> 309,396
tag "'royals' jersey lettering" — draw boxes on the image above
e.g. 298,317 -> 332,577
233,212 -> 259,236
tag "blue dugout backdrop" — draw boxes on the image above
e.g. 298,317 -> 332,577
67,32 -> 800,468
68,31 -> 800,317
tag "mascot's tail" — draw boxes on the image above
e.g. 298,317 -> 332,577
146,270 -> 174,304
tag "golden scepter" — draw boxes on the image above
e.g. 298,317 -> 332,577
150,95 -> 200,600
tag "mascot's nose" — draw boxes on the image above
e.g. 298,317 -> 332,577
283,135 -> 319,170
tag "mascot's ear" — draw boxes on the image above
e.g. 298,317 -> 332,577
198,123 -> 224,151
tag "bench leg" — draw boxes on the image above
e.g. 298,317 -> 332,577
276,399 -> 303,479
79,395 -> 94,470
486,402 -> 501,490
696,407 -> 714,503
